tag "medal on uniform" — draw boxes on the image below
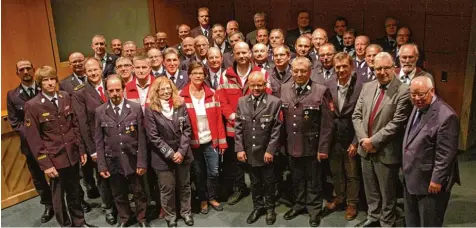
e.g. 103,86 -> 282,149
130,124 -> 135,132
126,126 -> 130,134
261,123 -> 266,129
25,118 -> 31,127
304,111 -> 309,120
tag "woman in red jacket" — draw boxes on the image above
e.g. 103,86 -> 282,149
180,61 -> 227,214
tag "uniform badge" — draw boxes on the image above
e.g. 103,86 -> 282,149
37,154 -> 47,160
304,111 -> 309,120
180,75 -> 183,80
42,112 -> 50,117
25,118 -> 31,127
58,94 -> 63,98
41,98 -> 45,103
126,104 -> 130,109
261,123 -> 266,129
125,126 -> 130,134
130,124 -> 135,132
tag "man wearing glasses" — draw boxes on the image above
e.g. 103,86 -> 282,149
352,52 -> 412,227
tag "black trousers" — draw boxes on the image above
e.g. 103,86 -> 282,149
24,152 -> 52,206
221,137 -> 246,192
404,183 -> 450,227
250,164 -> 277,211
50,163 -> 85,227
289,156 -> 323,216
110,173 -> 147,223
80,153 -> 98,193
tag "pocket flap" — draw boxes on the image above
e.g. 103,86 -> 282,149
101,122 -> 115,127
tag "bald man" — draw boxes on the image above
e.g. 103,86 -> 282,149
179,37 -> 196,62
252,43 -> 273,70
226,20 -> 239,40
60,52 -> 87,94
174,24 -> 191,56
309,28 -> 328,70
295,36 -> 312,59
180,35 -> 209,71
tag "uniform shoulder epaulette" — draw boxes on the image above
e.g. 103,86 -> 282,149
74,84 -> 86,91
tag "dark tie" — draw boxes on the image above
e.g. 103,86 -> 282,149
253,97 -> 259,110
296,87 -> 303,96
212,74 -> 218,89
78,76 -> 86,83
154,72 -> 160,77
114,106 -> 120,119
368,86 -> 386,136
277,71 -> 285,80
51,97 -> 58,108
28,88 -> 35,98
401,75 -> 410,84
170,76 -> 176,83
325,70 -> 331,80
410,110 -> 422,133
258,64 -> 263,68
204,30 -> 208,37
369,71 -> 375,80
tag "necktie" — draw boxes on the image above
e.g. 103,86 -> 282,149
170,75 -> 176,83
277,71 -> 284,80
401,75 -> 410,85
114,106 -> 120,119
28,88 -> 35,98
325,70 -> 331,80
410,110 -> 422,133
389,40 -> 395,48
98,86 -> 107,103
204,30 -> 208,37
51,97 -> 58,108
368,86 -> 386,136
258,64 -> 263,68
369,71 -> 375,80
296,87 -> 303,96
253,97 -> 259,110
212,74 -> 218,89
78,76 -> 86,83
154,72 -> 160,77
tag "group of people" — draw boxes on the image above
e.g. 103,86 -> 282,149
7,6 -> 461,228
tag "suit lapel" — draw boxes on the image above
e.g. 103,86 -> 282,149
252,94 -> 267,118
105,103 -> 117,121
117,101 -> 131,124
292,83 -> 312,106
374,77 -> 399,119
407,103 -> 436,145
18,86 -> 29,101
404,107 -> 417,146
86,82 -> 104,104
330,82 -> 340,115
340,76 -> 357,115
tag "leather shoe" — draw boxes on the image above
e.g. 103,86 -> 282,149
227,190 -> 244,205
309,214 -> 321,227
183,215 -> 194,226
356,219 -> 380,227
79,223 -> 97,227
283,209 -> 302,220
166,220 -> 177,227
209,202 -> 224,211
325,199 -> 343,211
138,222 -> 150,227
105,213 -> 117,225
41,206 -> 54,223
200,206 -> 209,215
345,204 -> 358,221
246,209 -> 265,224
81,200 -> 91,213
265,210 -> 277,225
86,187 -> 100,199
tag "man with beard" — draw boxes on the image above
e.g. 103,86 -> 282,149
122,41 -> 138,60
72,57 -> 117,225
211,24 -> 231,54
156,32 -> 169,53
343,29 -> 356,57
310,28 -> 327,71
180,35 -> 209,71
396,43 -> 434,85
206,47 -> 225,89
7,60 -> 54,223
354,36 -> 370,70
311,43 -> 337,89
329,17 -> 348,52
111,39 -> 122,57
356,44 -> 382,85
91,34 -> 118,78
393,27 -> 426,69
161,48 -> 189,90
374,17 -> 399,52
180,37 -> 196,62
216,41 -> 271,206
246,12 -> 267,46
115,57 -> 134,84
143,34 -> 157,53
253,43 -> 273,71
191,7 -> 212,40
223,31 -> 245,68
148,48 -> 165,77
287,10 -> 313,52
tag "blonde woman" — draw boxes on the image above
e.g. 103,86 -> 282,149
145,77 -> 194,227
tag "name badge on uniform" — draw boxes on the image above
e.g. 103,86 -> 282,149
42,112 -> 50,117
37,154 -> 47,160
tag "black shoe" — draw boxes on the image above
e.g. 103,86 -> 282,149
86,187 -> 100,199
166,220 -> 177,227
283,209 -> 303,220
246,209 -> 265,224
41,206 -> 54,223
138,222 -> 150,227
81,200 -> 92,213
105,213 -> 117,225
227,190 -> 244,205
200,206 -> 209,215
183,215 -> 194,226
79,223 -> 97,227
356,219 -> 380,227
265,210 -> 277,225
209,202 -> 224,211
309,214 -> 321,227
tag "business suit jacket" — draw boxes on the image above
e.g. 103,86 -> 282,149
246,30 -> 258,46
145,104 -> 193,171
213,41 -> 232,54
280,81 -> 334,157
329,75 -> 363,150
204,67 -> 225,89
394,67 -> 435,86
24,91 -> 84,170
60,74 -> 84,94
355,66 -> 376,85
352,76 -> 412,164
157,70 -> 189,90
267,65 -> 293,98
309,50 -> 323,71
286,27 -> 313,52
310,67 -> 337,89
191,26 -> 212,40
402,97 -> 460,195
374,36 -> 396,53
95,99 -> 147,176
7,84 -> 42,155
72,81 -> 106,155
329,35 -> 344,52
180,56 -> 208,72
101,53 -> 118,78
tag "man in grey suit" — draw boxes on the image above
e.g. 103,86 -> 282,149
396,43 -> 434,86
246,12 -> 267,46
403,76 -> 460,227
352,52 -> 412,227
311,43 -> 337,89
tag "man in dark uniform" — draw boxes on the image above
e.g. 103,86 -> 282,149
311,43 -> 337,89
235,71 -> 282,225
7,59 -> 53,223
24,65 -> 95,227
96,75 -> 149,227
280,57 -> 334,227
72,57 -> 117,225
91,34 -> 118,78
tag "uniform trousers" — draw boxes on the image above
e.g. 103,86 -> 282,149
50,163 -> 85,227
24,152 -> 52,206
289,156 -> 323,216
250,164 -> 277,211
155,163 -> 192,222
329,144 -> 360,205
110,173 -> 147,223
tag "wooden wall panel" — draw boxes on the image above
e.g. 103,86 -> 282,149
268,0 -> 292,31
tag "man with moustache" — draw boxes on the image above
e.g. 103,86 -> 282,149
325,53 -> 363,221
156,32 -> 169,53
180,35 -> 209,72
191,7 -> 212,40
206,47 -> 225,89
253,43 -> 273,71
356,44 -> 382,85
111,39 -> 122,57
294,36 -> 312,60
72,57 -> 117,225
211,24 -> 231,54
24,66 -> 95,227
246,12 -> 267,46
310,28 -> 328,71
342,29 -> 356,57
374,17 -> 399,52
354,36 -> 370,70
353,52 -> 412,227
143,34 -> 157,53
235,71 -> 282,225
91,34 -> 118,78
397,44 -> 434,86
60,52 -> 88,95
402,76 -> 460,227
216,41 -> 271,206
148,48 -> 165,77
96,75 -> 149,227
311,43 -> 337,89
180,37 -> 196,62
280,57 -> 333,227
394,27 -> 426,69
287,10 -> 313,52
7,60 -> 54,223
115,57 -> 134,84
161,48 -> 189,90
222,31 -> 245,69
122,41 -> 138,60
329,17 -> 348,52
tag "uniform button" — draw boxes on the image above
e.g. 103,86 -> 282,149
122,152 -> 124,154
293,115 -> 296,118
293,123 -> 296,126
119,133 -> 121,136
253,119 -> 255,122
120,142 -> 123,145
253,144 -> 255,147
253,128 -> 255,130
252,136 -> 255,139
293,132 -> 296,134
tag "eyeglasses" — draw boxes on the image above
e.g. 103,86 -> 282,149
374,66 -> 394,72
410,88 -> 431,99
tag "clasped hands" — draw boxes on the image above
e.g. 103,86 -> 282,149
361,138 -> 377,153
